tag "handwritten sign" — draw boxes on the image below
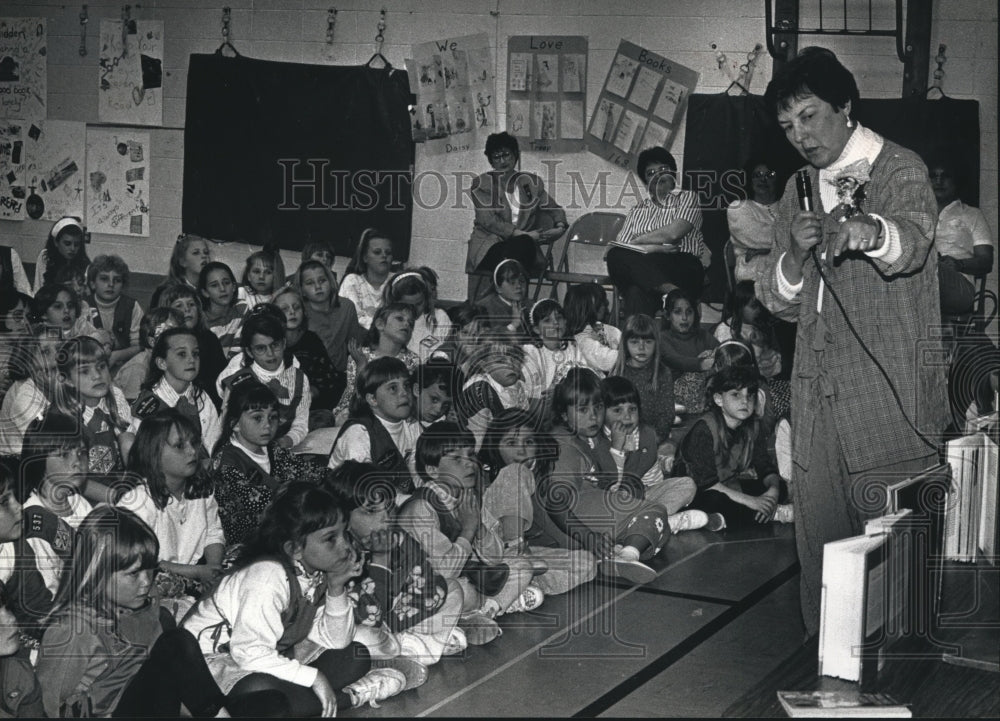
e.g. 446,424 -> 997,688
19,119 -> 86,221
506,36 -> 588,154
411,33 -> 494,157
86,127 -> 150,236
0,120 -> 25,219
0,18 -> 46,121
99,19 -> 163,126
586,40 -> 699,172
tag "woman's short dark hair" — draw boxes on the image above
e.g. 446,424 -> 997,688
484,132 -> 520,162
764,46 -> 859,114
636,147 -> 677,181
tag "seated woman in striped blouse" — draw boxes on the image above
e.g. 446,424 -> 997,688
605,147 -> 710,317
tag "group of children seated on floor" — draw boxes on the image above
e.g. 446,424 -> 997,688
0,218 -> 794,716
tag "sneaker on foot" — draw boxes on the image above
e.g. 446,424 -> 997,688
440,627 -> 467,656
706,512 -> 726,531
668,509 -> 708,533
502,585 -> 545,615
459,612 -> 502,645
345,668 -> 406,709
372,657 -> 428,692
773,503 -> 794,523
599,546 -> 656,584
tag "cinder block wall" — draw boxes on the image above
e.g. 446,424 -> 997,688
1,0 -> 995,308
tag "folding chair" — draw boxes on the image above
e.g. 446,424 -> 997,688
543,212 -> 626,323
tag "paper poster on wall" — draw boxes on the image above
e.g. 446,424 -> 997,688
586,40 -> 698,172
0,120 -> 26,219
86,128 -> 150,236
0,18 -> 46,121
20,119 -> 86,221
99,19 -> 164,126
506,36 -> 588,154
411,33 -> 495,156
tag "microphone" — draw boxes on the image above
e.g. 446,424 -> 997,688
796,169 -> 813,212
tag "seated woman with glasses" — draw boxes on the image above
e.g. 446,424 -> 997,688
726,158 -> 784,285
605,147 -> 711,317
467,132 -> 568,301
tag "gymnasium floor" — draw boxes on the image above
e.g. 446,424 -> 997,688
354,523 -> 807,718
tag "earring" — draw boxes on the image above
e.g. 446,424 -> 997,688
846,116 -> 854,128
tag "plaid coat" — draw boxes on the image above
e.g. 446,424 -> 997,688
467,170 -> 566,269
756,139 -> 948,473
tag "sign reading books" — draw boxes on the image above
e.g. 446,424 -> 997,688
411,33 -> 495,156
506,35 -> 587,153
0,17 -> 46,122
586,40 -> 698,172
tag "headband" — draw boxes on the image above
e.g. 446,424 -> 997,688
493,258 -> 522,289
716,339 -> 752,353
51,216 -> 83,238
528,298 -> 560,328
390,271 -> 425,289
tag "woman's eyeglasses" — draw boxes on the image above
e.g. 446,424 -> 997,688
490,150 -> 514,162
752,170 -> 777,180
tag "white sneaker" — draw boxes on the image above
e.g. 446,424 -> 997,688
668,509 -> 709,533
372,657 -> 428,691
440,627 -> 468,656
600,546 -> 656,584
773,503 -> 794,523
502,585 -> 545,614
345,668 -> 406,709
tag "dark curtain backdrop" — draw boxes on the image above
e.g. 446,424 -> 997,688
182,53 -> 415,258
683,93 -> 980,303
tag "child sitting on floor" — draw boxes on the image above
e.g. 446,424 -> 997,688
328,357 -> 421,496
399,422 -> 541,645
541,368 -> 672,585
478,409 -> 597,596
84,254 -> 144,372
329,460 -> 466,667
676,365 -> 793,529
660,289 -> 717,416
217,305 -> 311,450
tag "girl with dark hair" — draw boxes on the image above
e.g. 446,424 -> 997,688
758,47 -> 946,636
199,261 -> 247,359
129,327 -> 222,455
159,283 -> 227,406
477,409 -> 596,596
467,132 -> 567,301
17,413 -> 92,625
33,216 -> 90,293
564,283 -> 621,375
660,288 -> 718,415
676,365 -> 792,531
38,506 -> 235,718
182,482 -> 408,714
217,305 -> 311,449
118,409 -> 224,614
519,298 -> 586,403
340,228 -> 396,329
210,380 -> 329,548
384,270 -> 452,362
